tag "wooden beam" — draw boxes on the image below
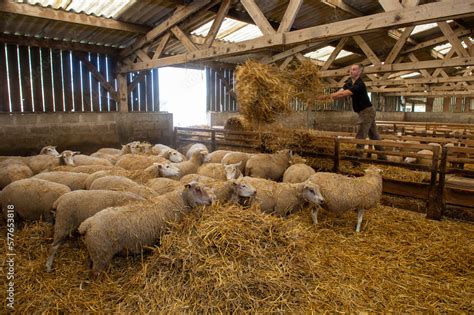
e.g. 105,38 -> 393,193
120,0 -> 213,58
117,74 -> 128,112
370,85 -> 474,92
406,53 -> 432,78
127,71 -> 149,93
378,0 -> 403,11
153,32 -> 172,59
171,26 -> 199,52
74,52 -> 119,101
386,91 -> 474,96
0,33 -> 118,56
278,0 -> 303,33
135,49 -> 152,63
320,0 -> 363,16
385,26 -> 415,64
365,75 -> 474,87
317,57 -> 474,77
321,37 -> 348,70
279,56 -> 294,70
0,1 -> 149,34
120,0 -> 474,73
437,21 -> 470,57
352,35 -> 381,64
240,0 -> 276,35
204,0 -> 231,48
261,41 -> 332,64
402,27 -> 472,54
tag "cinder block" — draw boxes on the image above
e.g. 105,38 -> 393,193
29,126 -> 51,134
61,113 -> 81,123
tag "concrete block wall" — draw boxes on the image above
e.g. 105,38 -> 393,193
0,112 -> 173,155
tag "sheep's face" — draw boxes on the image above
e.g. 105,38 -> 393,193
40,146 -> 60,156
121,144 -> 132,154
232,180 -> 256,207
137,143 -> 152,154
168,150 -> 185,163
157,163 -> 180,178
184,181 -> 213,206
61,150 -> 79,166
302,182 -> 325,206
224,162 -> 242,180
403,157 -> 416,164
128,141 -> 141,154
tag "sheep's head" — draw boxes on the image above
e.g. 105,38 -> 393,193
127,141 -> 141,154
277,149 -> 293,160
168,150 -> 185,163
224,162 -> 243,180
403,157 -> 417,164
121,144 -> 132,154
191,150 -> 208,164
155,163 -> 180,178
60,150 -> 80,166
231,179 -> 256,207
290,153 -> 306,165
301,181 -> 325,206
136,142 -> 152,154
40,145 -> 60,156
184,181 -> 213,207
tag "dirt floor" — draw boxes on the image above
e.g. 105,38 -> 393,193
1,204 -> 473,313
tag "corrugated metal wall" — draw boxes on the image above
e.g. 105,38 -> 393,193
206,67 -> 237,112
0,43 -> 160,113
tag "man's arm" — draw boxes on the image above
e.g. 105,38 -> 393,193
316,88 -> 353,100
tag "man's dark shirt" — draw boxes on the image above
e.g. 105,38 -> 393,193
342,77 -> 372,113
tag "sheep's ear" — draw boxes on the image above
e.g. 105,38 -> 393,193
73,151 -> 80,155
156,163 -> 163,169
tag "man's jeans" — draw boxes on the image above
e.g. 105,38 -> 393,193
355,106 -> 384,156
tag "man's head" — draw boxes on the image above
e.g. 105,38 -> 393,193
349,63 -> 364,79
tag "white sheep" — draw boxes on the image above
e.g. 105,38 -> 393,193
197,163 -> 227,180
73,154 -> 114,167
158,149 -> 186,163
52,164 -> 119,174
45,190 -> 145,272
26,150 -> 76,174
308,166 -> 383,232
172,150 -> 207,178
222,152 -> 251,172
185,143 -> 209,160
39,145 -> 60,156
245,149 -> 292,181
0,162 -> 33,189
404,149 -> 433,166
89,152 -> 119,164
94,148 -> 123,155
33,171 -> 89,190
1,178 -> 71,224
89,175 -> 159,199
78,181 -> 213,276
235,176 -> 325,217
204,150 -> 233,163
84,163 -> 180,188
115,154 -> 168,170
147,178 -> 182,195
282,163 -> 316,183
179,174 -> 246,203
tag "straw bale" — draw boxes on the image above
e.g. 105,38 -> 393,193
6,204 -> 473,313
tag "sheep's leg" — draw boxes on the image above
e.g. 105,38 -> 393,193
45,239 -> 66,272
355,208 -> 365,232
311,207 -> 319,225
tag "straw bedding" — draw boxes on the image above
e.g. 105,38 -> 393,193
2,203 -> 473,313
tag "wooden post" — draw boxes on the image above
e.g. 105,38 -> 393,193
333,137 -> 340,173
172,127 -> 178,148
118,73 -> 128,112
211,129 -> 216,151
426,145 -> 443,220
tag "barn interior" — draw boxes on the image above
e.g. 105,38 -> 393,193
0,0 -> 473,312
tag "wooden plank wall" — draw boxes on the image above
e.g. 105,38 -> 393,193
205,67 -> 237,112
127,69 -> 160,112
0,43 -> 123,113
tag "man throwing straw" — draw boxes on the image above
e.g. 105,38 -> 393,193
316,63 -> 385,160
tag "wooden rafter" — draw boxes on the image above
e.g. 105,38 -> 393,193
437,21 -> 470,58
120,0 -> 474,73
321,37 -> 348,71
352,35 -> 381,64
204,0 -> 231,48
318,57 -> 474,77
171,26 -> 199,52
120,0 -> 214,58
385,26 -> 415,64
0,1 -> 148,34
378,0 -> 403,12
127,71 -> 148,93
153,33 -> 172,60
240,0 -> 275,35
278,0 -> 303,33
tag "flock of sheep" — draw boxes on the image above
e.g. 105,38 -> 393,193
0,141 -> 382,276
